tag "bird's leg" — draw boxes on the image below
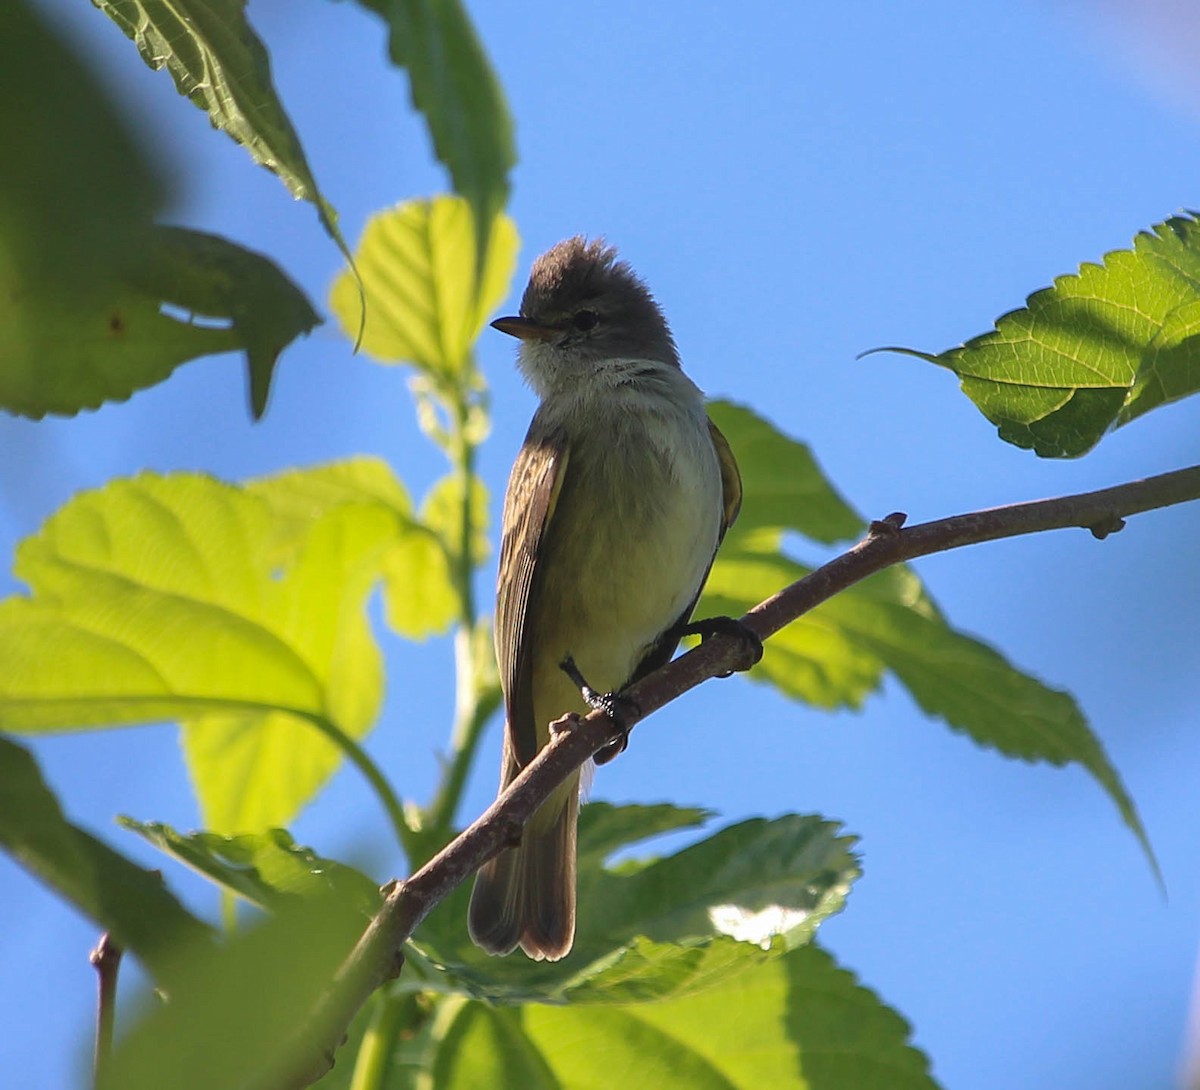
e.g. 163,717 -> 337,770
679,616 -> 764,677
558,655 -> 640,765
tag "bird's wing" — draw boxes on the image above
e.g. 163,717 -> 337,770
708,416 -> 743,541
495,417 -> 570,767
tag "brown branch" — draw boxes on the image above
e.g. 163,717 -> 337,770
280,462 -> 1200,1087
89,932 -> 122,1090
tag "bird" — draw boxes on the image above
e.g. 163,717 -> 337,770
467,237 -> 742,960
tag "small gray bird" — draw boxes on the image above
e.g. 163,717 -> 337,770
467,238 -> 742,960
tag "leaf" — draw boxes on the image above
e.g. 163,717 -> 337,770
249,458 -> 460,639
0,473 -> 396,832
91,0 -> 348,255
101,892 -> 368,1090
429,944 -> 937,1090
352,0 -> 515,270
824,566 -> 1158,876
421,471 -> 490,567
120,818 -> 381,915
329,196 -> 518,382
0,736 -> 212,989
412,812 -> 859,1006
127,226 -> 321,418
701,408 -> 1154,872
1,224 -> 318,419
0,0 -> 165,290
887,212 -> 1200,457
707,400 -> 863,545
575,801 -> 714,867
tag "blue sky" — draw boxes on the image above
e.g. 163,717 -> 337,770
4,1 -> 1200,1087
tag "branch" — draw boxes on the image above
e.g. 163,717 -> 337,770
280,462 -> 1200,1087
89,932 -> 122,1090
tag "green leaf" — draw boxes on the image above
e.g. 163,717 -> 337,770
0,736 -> 212,988
91,0 -> 348,255
430,944 -> 937,1090
329,196 -> 518,381
1,225 -> 318,419
824,566 -> 1158,876
412,812 -> 859,1006
101,892 -> 367,1090
701,408 -> 1153,872
351,0 -> 515,269
120,818 -> 381,915
708,400 -> 863,545
889,212 -> 1200,457
127,226 -> 321,418
249,458 -> 460,639
0,473 -> 396,832
576,801 -> 714,867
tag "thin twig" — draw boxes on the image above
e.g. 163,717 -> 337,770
278,462 -> 1200,1088
89,932 -> 122,1090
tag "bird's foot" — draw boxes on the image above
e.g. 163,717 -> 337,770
680,615 -> 764,676
559,655 -> 640,765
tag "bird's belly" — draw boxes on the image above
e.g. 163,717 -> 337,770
528,423 -> 722,720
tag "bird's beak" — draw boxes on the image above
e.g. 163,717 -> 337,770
491,315 -> 561,342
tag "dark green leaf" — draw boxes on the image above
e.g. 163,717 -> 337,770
702,408 -> 1153,873
120,819 -> 382,915
887,212 -> 1200,456
0,736 -> 212,988
576,801 -> 713,867
125,226 -> 320,418
91,0 -> 348,254
352,0 -> 515,269
1,225 -> 318,419
412,812 -> 859,1006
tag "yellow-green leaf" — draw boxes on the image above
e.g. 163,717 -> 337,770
329,195 -> 518,381
249,457 -> 460,640
0,473 -> 394,832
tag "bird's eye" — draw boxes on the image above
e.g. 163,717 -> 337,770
572,309 -> 599,332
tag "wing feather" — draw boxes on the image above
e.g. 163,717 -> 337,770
495,417 -> 570,766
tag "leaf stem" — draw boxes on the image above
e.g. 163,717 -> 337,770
306,714 -> 418,863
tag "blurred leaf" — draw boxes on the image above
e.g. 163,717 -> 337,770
249,458 -> 460,639
352,0 -> 515,269
126,226 -> 320,417
0,473 -> 395,832
887,212 -> 1200,457
412,812 -> 858,1006
0,0 -> 165,289
91,0 -> 348,254
708,400 -> 862,545
329,196 -> 518,381
0,736 -> 212,989
101,892 -> 366,1090
1,224 -> 318,419
430,944 -> 936,1090
421,471 -> 490,567
120,818 -> 381,914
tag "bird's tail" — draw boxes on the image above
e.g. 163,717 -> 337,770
468,776 -> 578,961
